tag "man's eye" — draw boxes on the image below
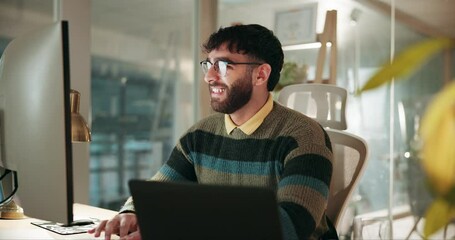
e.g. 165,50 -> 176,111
222,62 -> 233,67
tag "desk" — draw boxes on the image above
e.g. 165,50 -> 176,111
0,203 -> 119,239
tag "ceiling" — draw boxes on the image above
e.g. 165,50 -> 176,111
363,0 -> 455,38
0,0 -> 454,39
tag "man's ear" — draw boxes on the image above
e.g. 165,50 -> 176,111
253,63 -> 271,87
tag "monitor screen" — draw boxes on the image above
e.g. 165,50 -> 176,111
0,21 -> 74,227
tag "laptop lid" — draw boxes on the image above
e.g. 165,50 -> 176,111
128,180 -> 283,240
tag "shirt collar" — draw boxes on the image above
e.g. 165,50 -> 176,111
225,94 -> 274,135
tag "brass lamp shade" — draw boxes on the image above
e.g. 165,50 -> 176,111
70,89 -> 91,142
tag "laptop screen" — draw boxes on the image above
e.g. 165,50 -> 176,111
129,180 -> 283,240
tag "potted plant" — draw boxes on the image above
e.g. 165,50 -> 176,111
274,62 -> 308,92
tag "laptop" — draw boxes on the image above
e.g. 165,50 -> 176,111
128,180 -> 283,240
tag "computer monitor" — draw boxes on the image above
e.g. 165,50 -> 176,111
0,21 -> 91,234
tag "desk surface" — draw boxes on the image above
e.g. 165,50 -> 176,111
0,203 -> 119,239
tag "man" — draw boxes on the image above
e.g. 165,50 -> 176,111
89,24 -> 335,240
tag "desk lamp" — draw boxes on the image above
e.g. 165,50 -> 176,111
0,89 -> 91,219
70,89 -> 91,142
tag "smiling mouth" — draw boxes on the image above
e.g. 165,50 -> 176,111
210,86 -> 226,95
211,87 -> 225,93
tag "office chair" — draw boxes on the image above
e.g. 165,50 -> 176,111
277,83 -> 347,130
325,128 -> 368,231
278,83 -> 368,233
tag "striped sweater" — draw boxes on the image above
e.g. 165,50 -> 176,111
121,102 -> 333,240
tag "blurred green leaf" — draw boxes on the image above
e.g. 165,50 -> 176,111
420,81 -> 455,195
357,38 -> 455,94
423,197 -> 455,238
354,37 -> 455,237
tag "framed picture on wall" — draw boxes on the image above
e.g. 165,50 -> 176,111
274,3 -> 318,46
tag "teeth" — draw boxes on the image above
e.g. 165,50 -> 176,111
211,88 -> 225,93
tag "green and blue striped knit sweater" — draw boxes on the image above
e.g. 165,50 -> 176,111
121,102 -> 333,240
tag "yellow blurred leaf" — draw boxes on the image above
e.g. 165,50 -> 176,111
424,197 -> 455,238
357,38 -> 455,94
420,81 -> 455,194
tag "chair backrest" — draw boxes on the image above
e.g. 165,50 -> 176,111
278,83 -> 367,231
277,83 -> 347,130
325,128 -> 368,230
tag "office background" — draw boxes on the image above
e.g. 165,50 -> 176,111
1,0 -> 454,238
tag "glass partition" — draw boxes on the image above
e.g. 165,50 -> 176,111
90,1 -> 196,210
218,0 -> 454,238
0,0 -> 197,212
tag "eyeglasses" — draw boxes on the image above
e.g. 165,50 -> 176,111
199,59 -> 262,77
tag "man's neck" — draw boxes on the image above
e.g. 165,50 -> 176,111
228,92 -> 269,126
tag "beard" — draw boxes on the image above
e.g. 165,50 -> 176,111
209,73 -> 253,114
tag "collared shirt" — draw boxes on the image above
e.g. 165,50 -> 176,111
225,94 -> 274,135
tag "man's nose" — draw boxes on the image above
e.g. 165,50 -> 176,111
203,66 -> 219,84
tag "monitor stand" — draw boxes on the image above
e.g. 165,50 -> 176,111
31,219 -> 97,235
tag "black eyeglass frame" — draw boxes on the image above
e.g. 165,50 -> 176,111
199,59 -> 263,77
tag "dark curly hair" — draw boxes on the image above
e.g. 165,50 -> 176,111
202,24 -> 284,91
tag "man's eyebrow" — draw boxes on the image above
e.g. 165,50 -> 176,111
210,57 -> 232,62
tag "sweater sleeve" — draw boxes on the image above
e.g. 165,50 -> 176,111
277,133 -> 333,239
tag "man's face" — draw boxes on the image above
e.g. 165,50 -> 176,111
203,45 -> 256,114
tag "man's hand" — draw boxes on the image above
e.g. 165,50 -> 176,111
87,213 -> 140,240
